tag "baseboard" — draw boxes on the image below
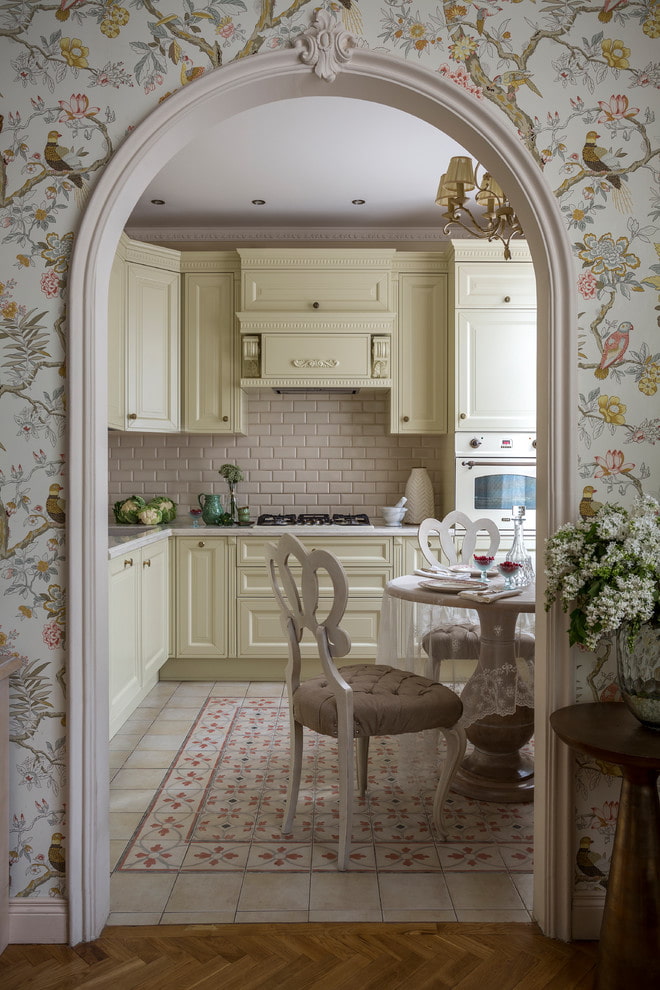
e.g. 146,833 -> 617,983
571,889 -> 604,940
9,898 -> 68,944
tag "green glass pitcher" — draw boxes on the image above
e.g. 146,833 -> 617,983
197,493 -> 225,526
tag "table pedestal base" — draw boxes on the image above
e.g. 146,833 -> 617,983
452,705 -> 535,803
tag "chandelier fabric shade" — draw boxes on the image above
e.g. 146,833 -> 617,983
436,155 -> 523,259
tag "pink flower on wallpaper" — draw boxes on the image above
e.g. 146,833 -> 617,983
577,270 -> 598,299
594,449 -> 634,477
218,21 -> 235,39
597,95 -> 639,123
58,93 -> 100,121
438,64 -> 483,98
40,271 -> 60,298
42,620 -> 63,650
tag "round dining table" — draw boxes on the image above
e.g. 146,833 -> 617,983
380,575 -> 536,803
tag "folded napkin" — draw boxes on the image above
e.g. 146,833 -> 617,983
456,588 -> 523,603
413,567 -> 452,578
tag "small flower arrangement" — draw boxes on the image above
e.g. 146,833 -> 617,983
544,493 -> 660,651
218,463 -> 244,523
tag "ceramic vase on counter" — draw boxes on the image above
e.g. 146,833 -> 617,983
404,467 -> 435,524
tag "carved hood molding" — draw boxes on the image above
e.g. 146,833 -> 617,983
294,10 -> 357,82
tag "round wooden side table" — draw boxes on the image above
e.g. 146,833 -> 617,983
550,702 -> 660,990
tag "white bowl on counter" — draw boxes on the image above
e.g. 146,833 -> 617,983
380,506 -> 408,527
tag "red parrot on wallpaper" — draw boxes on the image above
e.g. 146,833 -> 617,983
594,322 -> 632,379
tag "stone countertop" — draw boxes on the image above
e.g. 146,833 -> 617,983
108,520 -> 419,556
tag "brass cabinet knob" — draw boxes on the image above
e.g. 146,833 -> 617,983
123,557 -> 133,568
312,301 -> 320,309
222,415 -> 228,422
143,558 -> 151,568
198,541 -> 205,548
128,413 -> 137,420
460,412 -> 467,420
503,295 -> 511,303
402,415 -> 409,422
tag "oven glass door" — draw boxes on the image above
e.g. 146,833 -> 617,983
455,458 -> 536,534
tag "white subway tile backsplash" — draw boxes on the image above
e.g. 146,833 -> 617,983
108,395 -> 447,519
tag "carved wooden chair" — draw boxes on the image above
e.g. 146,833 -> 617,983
266,533 -> 467,870
418,512 -> 535,679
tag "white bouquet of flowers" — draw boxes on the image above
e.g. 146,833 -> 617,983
544,493 -> 660,651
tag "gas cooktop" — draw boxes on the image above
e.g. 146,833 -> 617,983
256,512 -> 371,527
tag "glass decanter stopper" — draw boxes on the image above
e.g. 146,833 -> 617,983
504,505 -> 535,587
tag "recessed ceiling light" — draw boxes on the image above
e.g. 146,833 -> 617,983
251,199 -> 266,206
352,199 -> 366,205
150,199 -> 166,205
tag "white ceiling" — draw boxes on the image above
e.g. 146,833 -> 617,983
127,96 -> 472,235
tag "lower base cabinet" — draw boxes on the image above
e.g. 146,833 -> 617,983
175,537 -> 230,658
109,540 -> 169,737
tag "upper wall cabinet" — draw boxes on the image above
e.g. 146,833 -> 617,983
108,235 -> 181,432
451,240 -> 536,432
236,248 -> 397,390
181,258 -> 246,435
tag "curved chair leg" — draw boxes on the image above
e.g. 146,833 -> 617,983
283,717 -> 303,835
356,735 -> 370,797
432,725 -> 467,839
337,731 -> 355,871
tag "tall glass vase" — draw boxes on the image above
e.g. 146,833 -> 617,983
615,622 -> 660,730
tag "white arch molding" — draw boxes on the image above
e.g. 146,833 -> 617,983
67,45 -> 577,945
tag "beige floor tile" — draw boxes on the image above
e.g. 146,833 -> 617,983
109,732 -> 142,751
106,912 -> 163,926
161,912 -> 237,925
382,909 -> 457,922
110,872 -> 176,914
212,682 -> 250,697
111,768 -> 168,789
109,751 -> 131,770
308,909 -> 383,922
146,720 -> 195,735
138,732 -> 188,749
378,872 -> 452,910
512,873 -> 534,910
154,707 -> 201,721
455,909 -> 531,922
235,911 -> 309,923
109,812 -> 144,840
444,871 -> 526,910
246,682 -> 284,697
109,789 -> 158,813
122,750 -> 178,770
310,872 -> 380,912
166,873 -> 243,913
123,716 -> 156,732
109,839 -> 128,871
172,683 -> 214,697
238,872 -> 310,912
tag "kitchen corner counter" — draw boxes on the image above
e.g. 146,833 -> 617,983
108,521 -> 419,556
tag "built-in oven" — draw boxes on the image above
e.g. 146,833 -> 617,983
454,433 -> 536,537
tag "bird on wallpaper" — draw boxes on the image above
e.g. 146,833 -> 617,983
582,130 -> 632,211
46,483 -> 66,525
48,832 -> 66,874
594,322 -> 632,379
579,486 -> 604,519
44,130 -> 83,188
576,836 -> 608,889
180,55 -> 205,86
492,70 -> 543,100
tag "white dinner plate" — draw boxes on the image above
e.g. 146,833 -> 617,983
419,579 -> 489,594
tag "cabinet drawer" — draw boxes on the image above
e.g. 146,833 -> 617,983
241,269 -> 390,313
238,565 -> 391,597
456,263 -> 536,308
237,598 -> 382,660
261,334 -> 372,380
238,537 -> 391,567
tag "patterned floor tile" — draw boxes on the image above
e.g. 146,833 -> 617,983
437,843 -> 507,871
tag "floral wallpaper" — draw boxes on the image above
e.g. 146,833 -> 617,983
0,0 -> 658,910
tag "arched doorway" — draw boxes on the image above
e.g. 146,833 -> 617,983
67,39 -> 577,944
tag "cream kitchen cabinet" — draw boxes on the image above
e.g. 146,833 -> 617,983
108,539 -> 169,736
182,269 -> 246,434
452,240 -> 536,432
108,235 -> 181,432
175,536 -> 232,659
393,270 -> 448,435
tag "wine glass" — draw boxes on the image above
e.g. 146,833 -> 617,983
498,560 -> 522,589
189,506 -> 203,528
473,554 -> 495,583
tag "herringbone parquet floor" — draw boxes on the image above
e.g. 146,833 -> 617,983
1,922 -> 598,989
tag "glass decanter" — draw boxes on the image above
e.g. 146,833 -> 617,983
503,505 -> 535,587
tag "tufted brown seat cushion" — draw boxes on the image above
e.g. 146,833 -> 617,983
292,663 -> 463,738
422,623 -> 536,661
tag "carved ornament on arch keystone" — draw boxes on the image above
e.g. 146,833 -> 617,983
293,10 -> 357,83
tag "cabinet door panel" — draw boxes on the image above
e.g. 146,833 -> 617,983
456,263 -> 536,308
126,264 -> 179,431
183,273 -> 238,433
176,539 -> 228,657
237,537 -> 391,566
397,273 -> 447,434
238,566 -> 391,597
242,269 -> 390,313
261,334 -> 372,379
140,541 -> 169,681
237,599 -> 382,659
108,555 -> 140,734
456,310 -> 536,431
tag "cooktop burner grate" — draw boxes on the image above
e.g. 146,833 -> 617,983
256,512 -> 371,527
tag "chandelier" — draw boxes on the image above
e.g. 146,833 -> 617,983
436,156 -> 523,260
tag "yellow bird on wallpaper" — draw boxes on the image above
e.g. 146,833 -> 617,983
579,486 -> 604,520
44,130 -> 83,188
46,483 -> 66,525
582,129 -> 632,211
48,832 -> 66,874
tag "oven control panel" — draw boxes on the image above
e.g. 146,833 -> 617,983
456,433 -> 536,457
